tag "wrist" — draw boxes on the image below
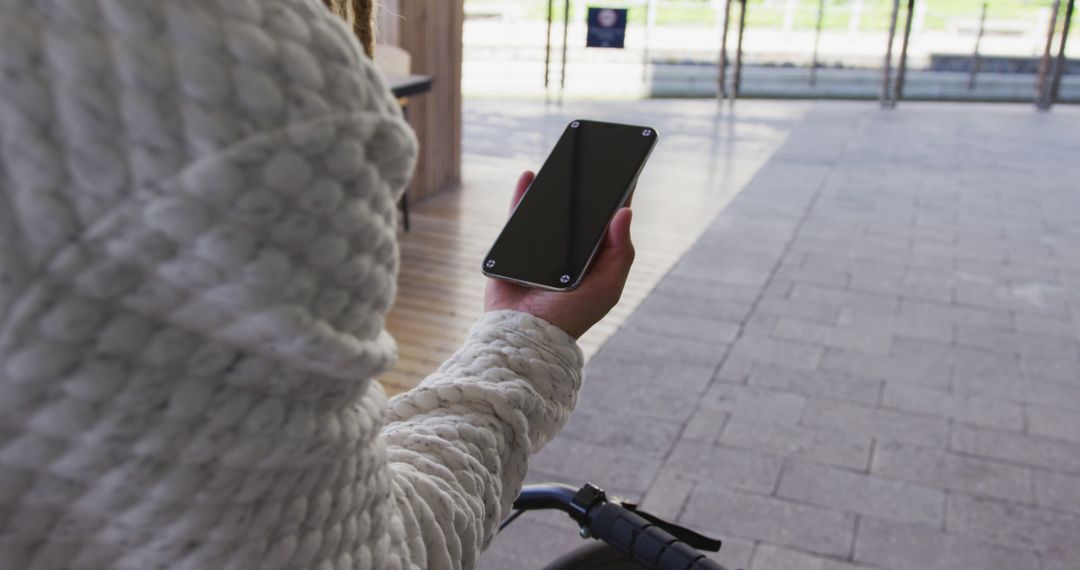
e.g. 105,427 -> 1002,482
476,310 -> 584,368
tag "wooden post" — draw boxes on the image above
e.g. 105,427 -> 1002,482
734,0 -> 748,98
892,0 -> 915,105
644,0 -> 658,82
397,0 -> 464,202
1035,0 -> 1062,109
967,3 -> 988,90
810,0 -> 826,86
544,0 -> 554,89
719,0 -> 733,99
1049,0 -> 1075,105
881,0 -> 901,107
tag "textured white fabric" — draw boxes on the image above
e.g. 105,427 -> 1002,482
0,1 -> 585,568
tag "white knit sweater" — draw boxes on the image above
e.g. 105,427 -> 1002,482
0,1 -> 584,569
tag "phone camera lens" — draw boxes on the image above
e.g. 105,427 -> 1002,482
559,274 -> 571,284
570,121 -> 580,128
485,259 -> 496,269
642,129 -> 652,137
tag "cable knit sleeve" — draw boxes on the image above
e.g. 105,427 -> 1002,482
383,310 -> 584,570
0,1 -> 586,569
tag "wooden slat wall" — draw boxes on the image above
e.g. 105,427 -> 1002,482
398,0 -> 464,201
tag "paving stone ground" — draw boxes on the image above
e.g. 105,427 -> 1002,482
478,101 -> 1080,570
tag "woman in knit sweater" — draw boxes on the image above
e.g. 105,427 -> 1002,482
0,0 -> 635,568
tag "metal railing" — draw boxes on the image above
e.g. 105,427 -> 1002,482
473,0 -> 1077,108
713,0 -> 1075,108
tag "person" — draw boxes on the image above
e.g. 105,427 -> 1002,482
0,1 -> 635,568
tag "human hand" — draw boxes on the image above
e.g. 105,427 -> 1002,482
484,171 -> 636,339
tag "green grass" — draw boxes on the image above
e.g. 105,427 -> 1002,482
467,0 -> 1076,32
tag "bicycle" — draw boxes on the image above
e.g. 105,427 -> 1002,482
499,482 -> 732,570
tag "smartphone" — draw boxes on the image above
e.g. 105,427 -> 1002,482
482,119 -> 658,291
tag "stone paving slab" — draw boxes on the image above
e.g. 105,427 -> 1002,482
479,101 -> 1080,569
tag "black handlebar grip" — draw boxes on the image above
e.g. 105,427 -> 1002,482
589,503 -> 729,570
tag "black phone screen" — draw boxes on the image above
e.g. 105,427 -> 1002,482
482,120 -> 657,290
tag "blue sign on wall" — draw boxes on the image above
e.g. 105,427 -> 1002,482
586,7 -> 628,48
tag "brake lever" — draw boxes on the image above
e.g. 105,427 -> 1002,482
619,502 -> 723,552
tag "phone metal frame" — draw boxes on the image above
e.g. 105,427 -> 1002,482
481,119 -> 659,292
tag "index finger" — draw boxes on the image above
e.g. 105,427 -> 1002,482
509,170 -> 535,215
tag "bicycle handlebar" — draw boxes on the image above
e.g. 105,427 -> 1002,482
512,483 -> 729,570
588,502 -> 728,570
